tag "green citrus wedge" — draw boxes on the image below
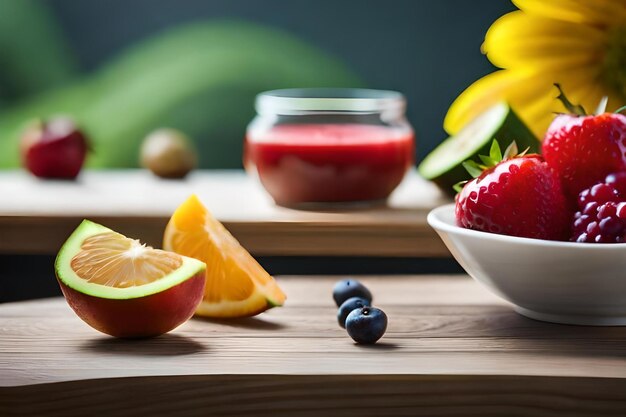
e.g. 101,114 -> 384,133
418,102 -> 539,195
55,220 -> 206,338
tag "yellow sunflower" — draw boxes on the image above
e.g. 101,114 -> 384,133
444,0 -> 626,138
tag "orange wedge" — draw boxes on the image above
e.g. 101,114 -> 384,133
163,195 -> 286,317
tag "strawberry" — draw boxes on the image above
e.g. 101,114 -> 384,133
542,84 -> 626,203
455,141 -> 570,241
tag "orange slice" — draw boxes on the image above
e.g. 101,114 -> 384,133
163,195 -> 286,317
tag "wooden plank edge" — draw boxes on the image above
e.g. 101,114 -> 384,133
1,374 -> 624,416
0,216 -> 450,257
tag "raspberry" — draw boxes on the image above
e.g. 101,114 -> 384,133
571,173 -> 626,243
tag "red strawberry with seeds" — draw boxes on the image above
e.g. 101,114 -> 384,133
542,84 -> 626,203
455,141 -> 570,241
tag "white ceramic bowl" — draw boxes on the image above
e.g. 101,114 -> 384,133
428,204 -> 626,326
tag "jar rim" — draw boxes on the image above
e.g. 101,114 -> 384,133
255,88 -> 406,114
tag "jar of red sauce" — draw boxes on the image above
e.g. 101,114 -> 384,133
244,89 -> 415,207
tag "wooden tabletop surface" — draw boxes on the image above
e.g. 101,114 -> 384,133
1,275 -> 625,416
0,169 -> 451,257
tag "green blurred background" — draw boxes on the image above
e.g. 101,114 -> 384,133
0,0 -> 515,169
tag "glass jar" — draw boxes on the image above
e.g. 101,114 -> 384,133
244,88 -> 415,207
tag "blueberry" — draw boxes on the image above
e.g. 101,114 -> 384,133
332,279 -> 372,307
337,297 -> 371,328
345,307 -> 387,344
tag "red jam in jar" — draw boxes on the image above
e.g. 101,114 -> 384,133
244,89 -> 415,207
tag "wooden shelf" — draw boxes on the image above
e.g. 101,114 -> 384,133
0,170 -> 452,257
1,275 -> 625,415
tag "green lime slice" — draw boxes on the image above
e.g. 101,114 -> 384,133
418,103 -> 539,195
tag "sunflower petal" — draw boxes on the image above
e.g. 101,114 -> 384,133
484,12 -> 607,71
516,70 -> 617,134
513,0 -> 626,26
444,70 -> 549,135
444,68 -> 614,138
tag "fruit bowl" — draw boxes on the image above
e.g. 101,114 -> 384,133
428,204 -> 626,326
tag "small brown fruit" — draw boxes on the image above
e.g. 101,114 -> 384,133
140,129 -> 197,178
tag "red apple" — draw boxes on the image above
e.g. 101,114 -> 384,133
20,117 -> 88,179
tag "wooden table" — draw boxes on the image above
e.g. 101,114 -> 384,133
2,275 -> 625,416
0,170 -> 451,257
